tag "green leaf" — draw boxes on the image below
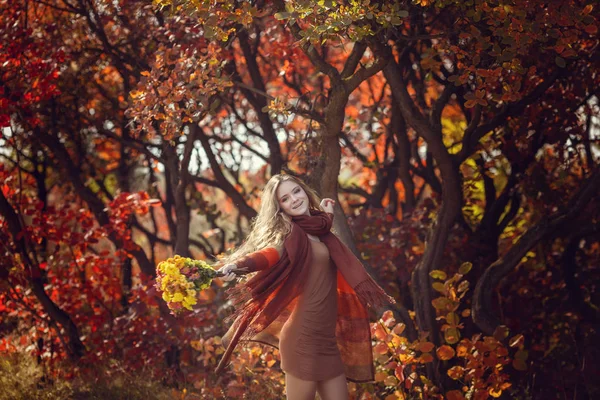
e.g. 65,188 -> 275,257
432,297 -> 450,311
555,56 -> 566,68
204,25 -> 216,39
432,282 -> 446,293
458,262 -> 472,275
429,270 -> 447,280
274,12 -> 287,20
445,328 -> 460,344
493,325 -> 510,341
457,280 -> 469,293
446,312 -> 460,325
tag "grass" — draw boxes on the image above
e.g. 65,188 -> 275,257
0,353 -> 186,400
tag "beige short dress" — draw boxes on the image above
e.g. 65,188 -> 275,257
278,238 -> 345,381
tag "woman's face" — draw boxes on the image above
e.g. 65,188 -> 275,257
276,180 -> 310,217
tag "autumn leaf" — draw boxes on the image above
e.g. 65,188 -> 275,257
436,345 -> 456,360
447,366 -> 465,380
419,353 -> 434,363
416,341 -> 435,353
445,328 -> 461,345
446,390 -> 465,400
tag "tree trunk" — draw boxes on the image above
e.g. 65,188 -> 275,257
384,56 -> 463,347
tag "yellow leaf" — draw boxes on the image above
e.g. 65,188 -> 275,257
445,328 -> 460,344
447,312 -> 460,325
374,372 -> 388,382
432,282 -> 446,293
130,90 -> 145,99
429,270 -> 447,280
383,375 -> 398,386
458,262 -> 472,275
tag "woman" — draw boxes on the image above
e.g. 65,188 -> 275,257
216,174 -> 395,400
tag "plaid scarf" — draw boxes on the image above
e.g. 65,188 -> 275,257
216,210 -> 395,382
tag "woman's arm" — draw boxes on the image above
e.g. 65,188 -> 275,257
234,246 -> 282,273
320,198 -> 335,221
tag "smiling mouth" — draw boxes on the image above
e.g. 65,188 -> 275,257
292,202 -> 303,210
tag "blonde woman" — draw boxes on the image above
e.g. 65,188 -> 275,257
216,174 -> 395,400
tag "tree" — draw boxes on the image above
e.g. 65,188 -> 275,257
1,0 -> 599,397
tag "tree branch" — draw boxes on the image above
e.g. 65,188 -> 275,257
341,42 -> 367,79
344,52 -> 388,93
430,83 -> 456,129
457,70 -> 562,162
274,0 -> 341,85
196,126 -> 257,220
473,168 -> 600,334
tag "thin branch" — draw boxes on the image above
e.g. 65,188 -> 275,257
457,69 -> 562,162
232,79 -> 325,124
339,184 -> 371,199
340,131 -> 370,164
196,126 -> 257,219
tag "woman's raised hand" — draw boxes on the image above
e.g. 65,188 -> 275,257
320,198 -> 335,214
220,263 -> 238,282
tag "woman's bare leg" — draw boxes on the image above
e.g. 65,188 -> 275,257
316,373 -> 349,400
285,372 -> 318,400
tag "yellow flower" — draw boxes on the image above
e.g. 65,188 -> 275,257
173,292 -> 184,302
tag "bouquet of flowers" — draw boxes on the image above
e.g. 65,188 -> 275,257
155,255 -> 226,315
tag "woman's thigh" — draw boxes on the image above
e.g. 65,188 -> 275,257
316,373 -> 348,400
285,372 -> 318,400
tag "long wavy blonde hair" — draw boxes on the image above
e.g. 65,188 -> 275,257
222,174 -> 323,264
